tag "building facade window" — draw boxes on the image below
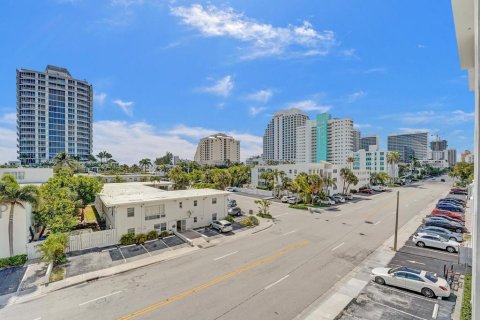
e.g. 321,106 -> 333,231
194,200 -> 198,206
194,217 -> 198,223
127,208 -> 135,217
179,202 -> 182,208
212,198 -> 217,204
212,213 -> 217,221
127,228 -> 135,234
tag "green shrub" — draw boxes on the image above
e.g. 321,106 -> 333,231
257,213 -> 273,219
350,189 -> 358,194
119,233 -> 136,245
159,231 -> 170,238
40,233 -> 69,266
461,274 -> 472,320
135,233 -> 147,245
249,216 -> 259,226
239,216 -> 259,227
146,230 -> 158,240
289,204 -> 309,210
224,215 -> 234,223
0,254 -> 28,269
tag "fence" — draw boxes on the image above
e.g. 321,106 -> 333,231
26,229 -> 118,260
234,187 -> 273,197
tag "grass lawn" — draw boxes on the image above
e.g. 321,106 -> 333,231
49,266 -> 65,283
83,205 -> 98,223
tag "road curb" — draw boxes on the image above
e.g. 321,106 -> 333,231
251,221 -> 274,234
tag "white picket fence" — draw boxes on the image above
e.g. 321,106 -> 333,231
26,229 -> 118,260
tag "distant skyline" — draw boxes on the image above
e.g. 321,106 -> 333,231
0,0 -> 474,164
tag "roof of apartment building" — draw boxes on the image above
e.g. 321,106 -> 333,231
98,182 -> 230,206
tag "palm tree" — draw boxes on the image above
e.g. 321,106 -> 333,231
345,171 -> 359,193
322,176 -> 336,196
387,151 -> 401,182
139,158 -> 152,173
96,151 -> 112,165
307,174 -> 323,204
346,156 -> 355,170
54,152 -> 75,169
0,175 -> 39,256
340,168 -> 351,194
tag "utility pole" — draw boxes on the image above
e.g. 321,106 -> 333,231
394,191 -> 400,251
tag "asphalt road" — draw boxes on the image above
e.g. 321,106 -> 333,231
0,179 -> 451,320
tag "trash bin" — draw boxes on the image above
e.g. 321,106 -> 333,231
249,209 -> 253,215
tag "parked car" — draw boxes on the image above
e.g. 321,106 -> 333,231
339,193 -> 354,200
371,185 -> 386,192
418,226 -> 463,242
318,198 -> 335,206
424,219 -> 467,233
436,203 -> 465,213
413,234 -> 460,253
228,206 -> 242,217
438,199 -> 465,208
359,188 -> 374,194
331,195 -> 345,203
211,220 -> 233,233
227,199 -> 237,208
431,208 -> 464,221
225,187 -> 236,192
371,266 -> 451,298
438,198 -> 466,207
424,215 -> 465,225
443,197 -> 466,205
281,196 -> 291,203
450,188 -> 468,195
288,197 -> 300,204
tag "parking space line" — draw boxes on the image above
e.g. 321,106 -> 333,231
282,230 -> 297,236
331,242 -> 345,251
160,239 -> 172,251
79,290 -> 122,306
213,251 -> 239,261
432,303 -> 439,319
140,244 -> 151,257
118,247 -> 127,263
370,282 -> 438,302
374,219 -> 382,225
367,298 -> 429,319
264,275 -> 290,290
402,245 -> 458,257
32,318 -> 41,320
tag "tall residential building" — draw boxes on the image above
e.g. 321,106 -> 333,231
296,120 -> 317,163
430,139 -> 448,151
327,118 -> 354,166
315,113 -> 331,162
360,135 -> 380,151
17,65 -> 93,164
387,132 -> 428,163
263,109 -> 308,162
352,129 -> 361,152
194,133 -> 240,165
352,145 -> 395,176
461,150 -> 474,163
447,149 -> 457,167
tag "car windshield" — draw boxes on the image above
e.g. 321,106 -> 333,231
223,222 -> 232,227
425,272 -> 438,283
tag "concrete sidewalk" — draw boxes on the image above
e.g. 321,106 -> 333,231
296,191 -> 448,320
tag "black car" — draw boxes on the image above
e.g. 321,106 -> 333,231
440,179 -> 446,182
227,206 -> 242,216
424,220 -> 467,233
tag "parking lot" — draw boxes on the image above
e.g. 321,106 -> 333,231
66,235 -> 188,277
337,191 -> 469,320
195,220 -> 249,239
0,266 -> 26,296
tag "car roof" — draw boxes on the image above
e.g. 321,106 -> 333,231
390,266 -> 422,274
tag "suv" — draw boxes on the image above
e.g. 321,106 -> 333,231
339,193 -> 353,200
413,234 -> 460,253
211,220 -> 233,233
331,195 -> 345,203
228,206 -> 242,216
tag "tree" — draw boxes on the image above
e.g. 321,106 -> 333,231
0,175 -> 39,256
254,199 -> 272,217
346,156 -> 355,170
340,168 -> 352,194
139,158 -> 152,173
53,152 -> 80,173
228,165 -> 251,187
210,169 -> 232,190
307,174 -> 323,204
293,173 -> 310,203
40,233 -> 69,265
96,151 -> 111,165
451,162 -> 474,184
71,175 -> 103,220
150,176 -> 160,186
345,171 -> 359,193
259,171 -> 274,190
387,151 -> 401,181
322,176 -> 336,196
155,152 -> 173,166
159,164 -> 170,176
167,166 -> 190,190
376,172 -> 390,185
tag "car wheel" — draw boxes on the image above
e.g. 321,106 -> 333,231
449,237 -> 457,241
416,241 -> 425,248
375,277 -> 385,285
456,228 -> 463,233
421,288 -> 435,298
446,246 -> 456,253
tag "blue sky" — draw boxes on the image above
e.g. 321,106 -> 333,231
0,0 -> 474,164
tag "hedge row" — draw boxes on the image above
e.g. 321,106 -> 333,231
119,230 -> 170,246
461,274 -> 472,320
0,254 -> 27,269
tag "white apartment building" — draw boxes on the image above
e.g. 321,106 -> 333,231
95,183 -> 229,240
352,145 -> 396,176
245,155 -> 265,166
328,118 -> 354,166
418,159 -> 450,169
0,202 -> 32,258
0,167 -> 53,184
296,120 -> 317,163
428,149 -> 457,167
250,162 -> 370,194
263,109 -> 309,162
194,133 -> 240,165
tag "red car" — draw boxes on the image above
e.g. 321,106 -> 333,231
360,188 -> 373,194
431,208 -> 464,221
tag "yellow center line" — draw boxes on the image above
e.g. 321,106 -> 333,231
118,240 -> 310,320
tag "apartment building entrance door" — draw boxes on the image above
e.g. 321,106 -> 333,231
176,220 -> 186,232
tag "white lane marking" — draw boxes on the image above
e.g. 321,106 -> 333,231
334,213 -> 343,217
371,282 -> 437,302
213,251 -> 239,261
118,247 -> 127,263
274,213 -> 289,218
403,245 -> 458,256
32,318 -> 42,320
78,291 -> 122,306
374,220 -> 382,225
160,239 -> 172,251
406,260 -> 426,266
331,242 -> 345,251
264,275 -> 290,290
141,244 -> 152,257
432,303 -> 439,319
368,298 -> 429,319
282,230 -> 297,236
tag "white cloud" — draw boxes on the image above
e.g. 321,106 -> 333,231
171,4 -> 336,59
418,44 -> 427,49
112,99 -> 134,116
0,127 -> 17,164
249,106 -> 267,117
340,48 -> 358,59
111,0 -> 144,7
0,112 -> 16,124
94,92 -> 107,106
398,128 -> 431,134
385,110 -> 474,125
287,99 -> 331,112
345,90 -> 366,103
246,89 -> 273,103
364,67 -> 387,74
354,123 -> 372,129
200,75 -> 234,97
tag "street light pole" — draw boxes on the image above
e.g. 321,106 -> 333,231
394,191 -> 400,251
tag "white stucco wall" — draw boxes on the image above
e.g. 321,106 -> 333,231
0,168 -> 53,184
0,202 -> 32,258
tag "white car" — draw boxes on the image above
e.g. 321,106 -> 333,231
413,234 -> 460,253
287,197 -> 299,204
225,187 -> 236,192
371,185 -> 386,192
319,198 -> 335,206
211,220 -> 233,233
371,266 -> 451,298
281,196 -> 291,203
